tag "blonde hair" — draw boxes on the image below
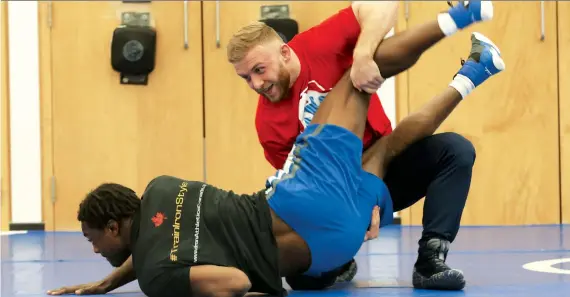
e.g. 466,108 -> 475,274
227,21 -> 283,64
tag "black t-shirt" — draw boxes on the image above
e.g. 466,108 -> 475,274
130,175 -> 284,297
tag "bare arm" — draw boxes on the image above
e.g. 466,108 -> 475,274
351,1 -> 399,58
140,265 -> 251,297
363,87 -> 462,178
190,265 -> 252,297
350,1 -> 399,93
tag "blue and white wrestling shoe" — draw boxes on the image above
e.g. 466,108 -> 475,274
456,32 -> 505,87
413,32 -> 504,291
447,0 -> 494,29
447,32 -> 505,100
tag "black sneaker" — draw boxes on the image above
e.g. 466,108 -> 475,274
412,238 -> 465,290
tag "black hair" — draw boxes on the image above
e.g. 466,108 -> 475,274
77,183 -> 141,230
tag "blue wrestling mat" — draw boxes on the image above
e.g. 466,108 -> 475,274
2,225 -> 570,297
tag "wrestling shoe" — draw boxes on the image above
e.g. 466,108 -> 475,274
412,238 -> 465,290
446,1 -> 494,29
334,259 -> 358,283
450,32 -> 505,98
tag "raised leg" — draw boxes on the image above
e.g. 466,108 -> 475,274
309,70 -> 371,139
372,1 -> 494,79
310,0 -> 496,139
363,32 -> 505,179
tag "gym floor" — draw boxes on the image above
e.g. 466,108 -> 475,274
2,225 -> 569,297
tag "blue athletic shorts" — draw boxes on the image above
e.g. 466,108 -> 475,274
266,123 -> 393,277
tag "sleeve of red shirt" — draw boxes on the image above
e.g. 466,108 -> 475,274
292,6 -> 361,64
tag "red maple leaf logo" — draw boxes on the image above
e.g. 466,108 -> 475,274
151,212 -> 167,227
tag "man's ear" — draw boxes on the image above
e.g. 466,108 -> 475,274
280,44 -> 292,61
107,220 -> 120,236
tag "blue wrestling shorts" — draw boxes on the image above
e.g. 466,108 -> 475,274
266,124 -> 394,277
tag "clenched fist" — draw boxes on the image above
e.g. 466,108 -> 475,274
351,56 -> 384,94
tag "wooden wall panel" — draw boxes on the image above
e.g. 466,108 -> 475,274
559,1 -> 570,224
405,1 -> 560,226
41,1 -> 205,231
395,1 -> 411,226
1,1 -> 10,231
38,2 -> 54,231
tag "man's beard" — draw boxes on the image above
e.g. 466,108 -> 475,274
259,66 -> 291,103
104,248 -> 132,267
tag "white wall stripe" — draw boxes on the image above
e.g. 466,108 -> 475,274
7,1 -> 42,224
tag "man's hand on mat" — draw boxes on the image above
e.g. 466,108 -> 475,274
47,281 -> 108,295
364,206 -> 380,241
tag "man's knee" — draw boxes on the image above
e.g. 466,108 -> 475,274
437,132 -> 476,168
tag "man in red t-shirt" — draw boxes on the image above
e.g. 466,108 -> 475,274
228,0 -> 493,291
255,5 -> 395,170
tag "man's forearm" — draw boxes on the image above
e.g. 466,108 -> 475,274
191,265 -> 251,297
352,1 -> 399,58
101,256 -> 137,292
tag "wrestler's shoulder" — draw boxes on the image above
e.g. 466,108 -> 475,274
141,175 -> 207,199
145,175 -> 203,189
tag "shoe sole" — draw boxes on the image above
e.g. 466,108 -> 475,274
472,32 -> 500,54
412,269 -> 466,290
335,260 -> 358,283
472,32 -> 506,71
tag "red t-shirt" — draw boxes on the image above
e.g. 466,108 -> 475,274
255,6 -> 393,170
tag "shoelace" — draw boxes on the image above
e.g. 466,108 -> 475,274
447,0 -> 467,8
428,251 -> 449,268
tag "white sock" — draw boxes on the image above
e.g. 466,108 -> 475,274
449,74 -> 475,99
437,13 -> 458,36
